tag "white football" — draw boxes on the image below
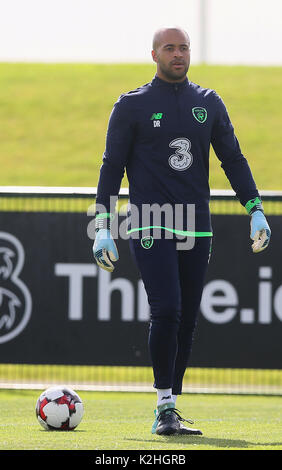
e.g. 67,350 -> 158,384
36,386 -> 84,430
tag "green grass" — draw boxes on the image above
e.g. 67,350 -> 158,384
0,63 -> 281,190
0,390 -> 281,450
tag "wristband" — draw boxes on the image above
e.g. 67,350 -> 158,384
245,197 -> 264,216
95,213 -> 114,231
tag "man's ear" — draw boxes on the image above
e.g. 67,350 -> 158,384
151,50 -> 158,63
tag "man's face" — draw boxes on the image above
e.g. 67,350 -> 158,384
152,30 -> 190,82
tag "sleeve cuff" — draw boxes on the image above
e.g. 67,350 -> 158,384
245,197 -> 264,215
95,213 -> 114,231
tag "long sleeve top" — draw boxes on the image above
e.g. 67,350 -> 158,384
96,75 -> 260,235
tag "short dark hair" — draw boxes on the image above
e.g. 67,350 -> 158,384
152,27 -> 190,51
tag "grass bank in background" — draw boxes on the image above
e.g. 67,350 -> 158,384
0,63 -> 281,190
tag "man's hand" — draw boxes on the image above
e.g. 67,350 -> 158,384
250,210 -> 271,253
93,229 -> 119,272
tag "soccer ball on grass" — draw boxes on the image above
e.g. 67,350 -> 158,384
36,386 -> 84,430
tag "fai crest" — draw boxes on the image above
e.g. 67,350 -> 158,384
141,236 -> 154,250
192,107 -> 207,123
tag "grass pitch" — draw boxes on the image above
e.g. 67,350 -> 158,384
0,390 -> 281,451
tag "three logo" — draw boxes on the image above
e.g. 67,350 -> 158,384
168,137 -> 193,171
150,107 -> 207,172
0,232 -> 32,344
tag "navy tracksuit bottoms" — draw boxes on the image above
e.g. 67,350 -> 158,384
129,236 -> 211,395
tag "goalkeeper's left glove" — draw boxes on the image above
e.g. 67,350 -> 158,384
245,197 -> 271,253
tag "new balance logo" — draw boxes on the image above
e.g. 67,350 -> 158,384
151,112 -> 163,128
150,113 -> 163,120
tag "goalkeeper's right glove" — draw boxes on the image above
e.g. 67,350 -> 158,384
92,214 -> 119,272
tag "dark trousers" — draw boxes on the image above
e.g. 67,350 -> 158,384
129,236 -> 211,395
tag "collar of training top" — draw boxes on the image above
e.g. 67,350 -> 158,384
151,74 -> 189,89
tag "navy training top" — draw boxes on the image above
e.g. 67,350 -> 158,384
96,75 -> 260,234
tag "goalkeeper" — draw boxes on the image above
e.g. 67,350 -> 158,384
93,27 -> 271,436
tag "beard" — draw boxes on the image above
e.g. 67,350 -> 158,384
158,60 -> 189,82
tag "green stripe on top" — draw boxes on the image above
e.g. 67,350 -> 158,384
95,212 -> 114,219
127,226 -> 213,237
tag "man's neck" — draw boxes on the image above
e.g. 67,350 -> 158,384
156,72 -> 187,84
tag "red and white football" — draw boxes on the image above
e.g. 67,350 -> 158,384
36,386 -> 84,430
